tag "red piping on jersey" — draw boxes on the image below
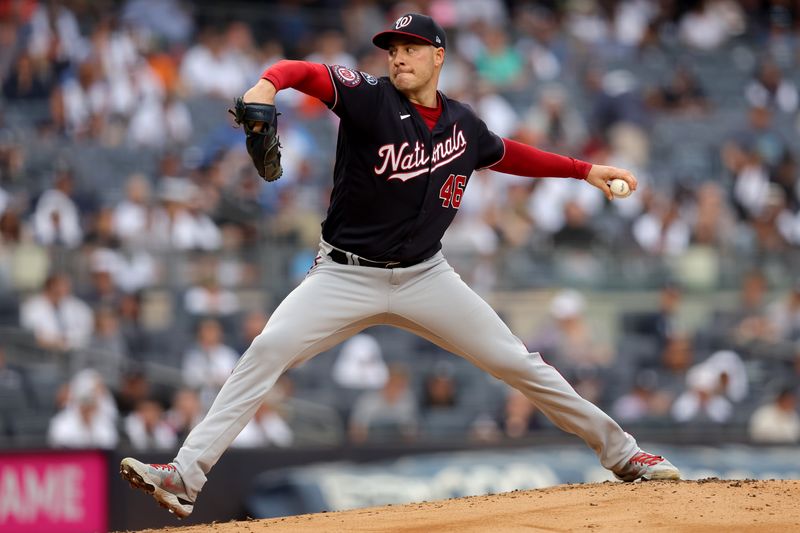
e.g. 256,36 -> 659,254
261,60 -> 335,104
478,139 -> 506,171
491,138 -> 591,179
324,65 -> 338,110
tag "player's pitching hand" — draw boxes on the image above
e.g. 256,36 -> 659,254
585,165 -> 637,201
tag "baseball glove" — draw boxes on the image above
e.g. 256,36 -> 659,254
229,98 -> 283,182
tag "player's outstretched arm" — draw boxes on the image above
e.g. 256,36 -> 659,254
241,60 -> 336,125
260,60 -> 335,105
490,138 -> 591,179
232,61 -> 334,179
489,138 -> 637,200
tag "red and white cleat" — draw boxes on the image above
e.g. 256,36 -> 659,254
120,458 -> 194,518
614,450 -> 681,482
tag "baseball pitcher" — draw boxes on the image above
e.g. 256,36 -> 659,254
121,13 -> 680,518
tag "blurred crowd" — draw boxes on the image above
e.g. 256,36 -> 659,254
1,0 -> 800,451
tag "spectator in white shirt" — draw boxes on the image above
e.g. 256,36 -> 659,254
749,388 -> 800,443
54,60 -> 110,138
150,178 -> 222,251
223,20 -> 259,85
128,90 -> 192,148
27,1 -> 88,65
182,318 -> 239,409
678,0 -> 744,51
48,370 -> 118,449
124,399 -> 178,450
633,196 -> 691,256
184,276 -> 240,318
89,246 -> 157,295
671,350 -> 748,424
20,273 -> 93,351
331,333 -> 389,390
745,61 -> 799,115
33,170 -> 83,248
113,173 -> 152,245
179,25 -> 250,98
472,81 -> 519,139
231,397 -> 293,448
527,173 -> 605,235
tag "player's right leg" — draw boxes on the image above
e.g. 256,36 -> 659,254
388,258 -> 679,481
121,255 -> 391,516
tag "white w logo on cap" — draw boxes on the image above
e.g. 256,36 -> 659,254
395,15 -> 412,29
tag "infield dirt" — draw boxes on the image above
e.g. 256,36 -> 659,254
132,478 -> 800,532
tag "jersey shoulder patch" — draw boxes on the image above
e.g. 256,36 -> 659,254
361,71 -> 379,85
332,65 -> 362,87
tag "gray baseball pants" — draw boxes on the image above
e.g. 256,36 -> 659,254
174,244 -> 638,501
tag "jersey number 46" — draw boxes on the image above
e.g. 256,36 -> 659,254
439,174 -> 467,209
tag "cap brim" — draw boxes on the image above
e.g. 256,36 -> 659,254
372,30 -> 438,50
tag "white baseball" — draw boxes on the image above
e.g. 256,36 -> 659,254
609,178 -> 631,198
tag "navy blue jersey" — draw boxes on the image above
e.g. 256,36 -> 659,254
321,64 -> 505,264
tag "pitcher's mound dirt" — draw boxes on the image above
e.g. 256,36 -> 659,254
138,479 -> 800,532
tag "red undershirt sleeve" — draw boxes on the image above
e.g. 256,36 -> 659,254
261,60 -> 335,105
490,138 -> 592,179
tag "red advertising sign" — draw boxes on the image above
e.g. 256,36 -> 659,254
0,450 -> 107,533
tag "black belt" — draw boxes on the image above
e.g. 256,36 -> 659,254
327,248 -> 419,269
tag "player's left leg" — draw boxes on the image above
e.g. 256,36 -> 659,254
389,256 -> 679,480
121,254 -> 394,516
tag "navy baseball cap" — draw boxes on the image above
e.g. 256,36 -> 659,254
373,13 -> 446,50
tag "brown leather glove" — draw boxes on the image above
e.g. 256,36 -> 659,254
229,98 -> 283,182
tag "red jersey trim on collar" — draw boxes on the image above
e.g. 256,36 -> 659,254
411,93 -> 442,130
